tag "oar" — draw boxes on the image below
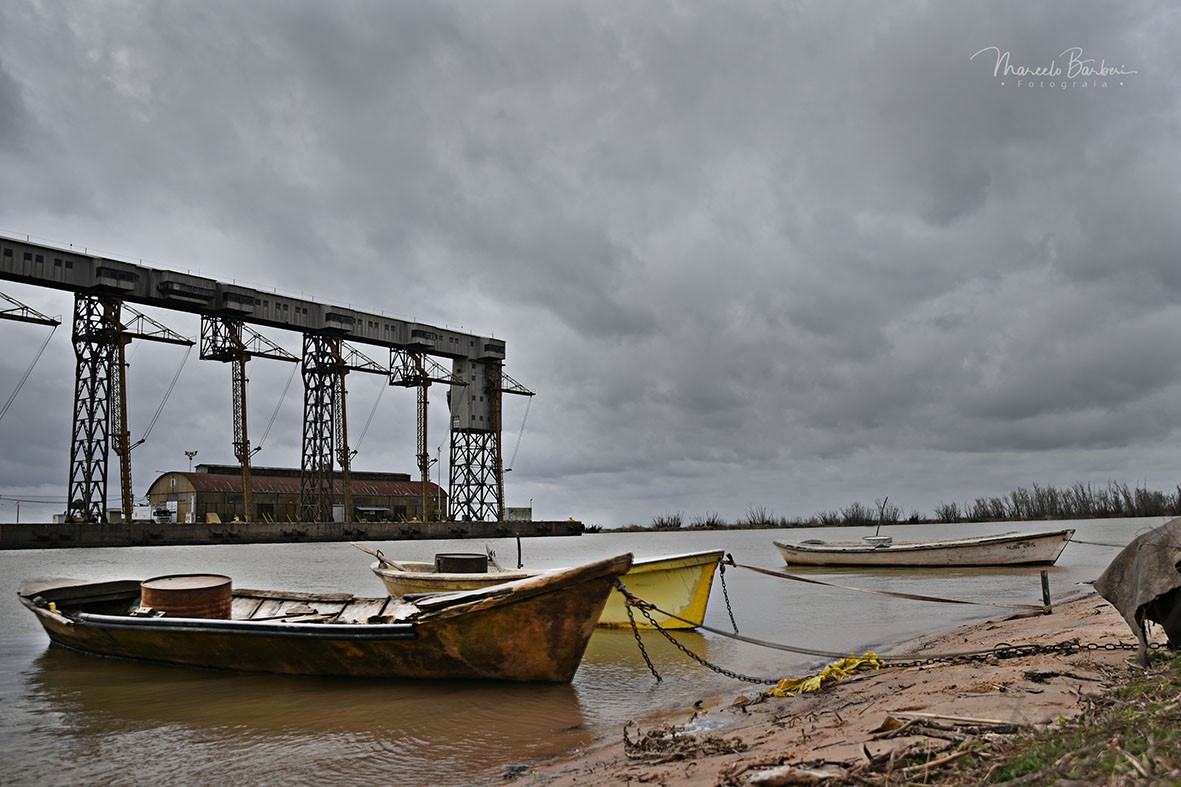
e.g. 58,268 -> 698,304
350,542 -> 410,572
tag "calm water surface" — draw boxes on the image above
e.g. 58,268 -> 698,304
0,518 -> 1164,785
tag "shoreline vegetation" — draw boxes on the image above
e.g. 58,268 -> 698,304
599,480 -> 1181,532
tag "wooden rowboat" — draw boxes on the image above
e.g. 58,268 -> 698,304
18,553 -> 633,683
773,529 -> 1075,568
368,550 -> 725,629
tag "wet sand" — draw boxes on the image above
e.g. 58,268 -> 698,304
529,590 -> 1145,785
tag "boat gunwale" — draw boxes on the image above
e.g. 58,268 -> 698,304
773,528 -> 1075,555
372,548 -> 726,582
68,610 -> 419,639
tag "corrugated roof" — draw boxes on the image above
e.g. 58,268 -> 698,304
171,472 -> 443,498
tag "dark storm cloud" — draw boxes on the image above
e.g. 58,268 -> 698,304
0,0 -> 1178,525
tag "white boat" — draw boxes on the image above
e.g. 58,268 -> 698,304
773,528 -> 1075,568
364,549 -> 725,629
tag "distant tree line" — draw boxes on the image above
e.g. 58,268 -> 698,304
932,481 -> 1181,524
617,480 -> 1181,531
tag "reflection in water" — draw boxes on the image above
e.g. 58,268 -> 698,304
19,647 -> 591,786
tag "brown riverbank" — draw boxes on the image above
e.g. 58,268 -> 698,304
527,590 -> 1154,785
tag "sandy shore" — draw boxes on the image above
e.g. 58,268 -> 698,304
528,590 -> 1148,785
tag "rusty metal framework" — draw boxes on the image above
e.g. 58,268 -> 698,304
332,363 -> 351,521
447,428 -> 500,521
0,234 -> 536,527
67,295 -> 120,523
298,334 -> 339,523
391,349 -> 466,521
446,361 -> 534,522
200,317 -> 296,522
0,291 -> 60,327
69,296 -> 192,523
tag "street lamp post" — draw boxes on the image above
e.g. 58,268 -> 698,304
184,450 -> 198,472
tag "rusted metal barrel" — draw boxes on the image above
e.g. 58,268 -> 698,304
141,574 -> 232,619
433,553 -> 489,574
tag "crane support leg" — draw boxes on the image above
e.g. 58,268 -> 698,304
201,316 -> 297,523
447,429 -> 499,521
68,294 -> 121,523
333,364 -> 353,523
232,355 -> 254,521
112,332 -> 133,524
446,360 -> 507,522
298,334 -> 342,523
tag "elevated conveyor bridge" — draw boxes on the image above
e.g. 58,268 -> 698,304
0,233 -> 521,524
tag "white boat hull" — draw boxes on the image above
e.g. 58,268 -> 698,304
773,529 -> 1075,567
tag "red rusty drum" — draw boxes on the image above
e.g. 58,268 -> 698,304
141,574 -> 233,619
433,553 -> 489,574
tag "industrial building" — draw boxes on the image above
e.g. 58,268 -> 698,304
146,464 -> 446,524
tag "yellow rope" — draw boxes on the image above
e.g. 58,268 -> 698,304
767,651 -> 884,697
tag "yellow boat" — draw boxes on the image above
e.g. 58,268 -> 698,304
366,549 -> 724,630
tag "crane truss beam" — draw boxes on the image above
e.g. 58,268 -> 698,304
0,291 -> 60,327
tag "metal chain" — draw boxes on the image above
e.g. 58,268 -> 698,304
718,560 -> 739,633
618,580 -> 662,682
883,638 -> 1151,669
615,579 -> 1164,684
616,579 -> 772,684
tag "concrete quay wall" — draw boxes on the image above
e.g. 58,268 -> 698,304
0,520 -> 583,549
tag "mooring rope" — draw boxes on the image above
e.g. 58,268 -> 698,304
726,556 -> 1045,611
1067,537 -> 1131,549
616,585 -> 1150,676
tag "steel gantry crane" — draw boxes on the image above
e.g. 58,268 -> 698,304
447,361 -> 533,522
69,294 -> 191,524
390,349 -> 467,521
199,316 -> 297,522
0,234 -> 530,527
297,336 -> 386,524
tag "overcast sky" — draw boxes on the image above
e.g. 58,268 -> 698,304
0,1 -> 1178,527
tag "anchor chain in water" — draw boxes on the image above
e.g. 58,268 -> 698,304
718,559 -> 738,633
615,579 -> 773,684
620,583 -> 661,683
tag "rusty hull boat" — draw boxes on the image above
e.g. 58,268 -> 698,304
18,553 -> 633,683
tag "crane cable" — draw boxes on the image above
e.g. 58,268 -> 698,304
0,324 -> 57,424
132,344 -> 192,448
354,379 -> 387,453
258,362 -> 299,449
507,395 -> 531,470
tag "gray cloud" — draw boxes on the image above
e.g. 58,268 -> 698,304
0,0 -> 1178,525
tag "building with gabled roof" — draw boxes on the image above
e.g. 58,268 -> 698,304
146,464 -> 445,524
